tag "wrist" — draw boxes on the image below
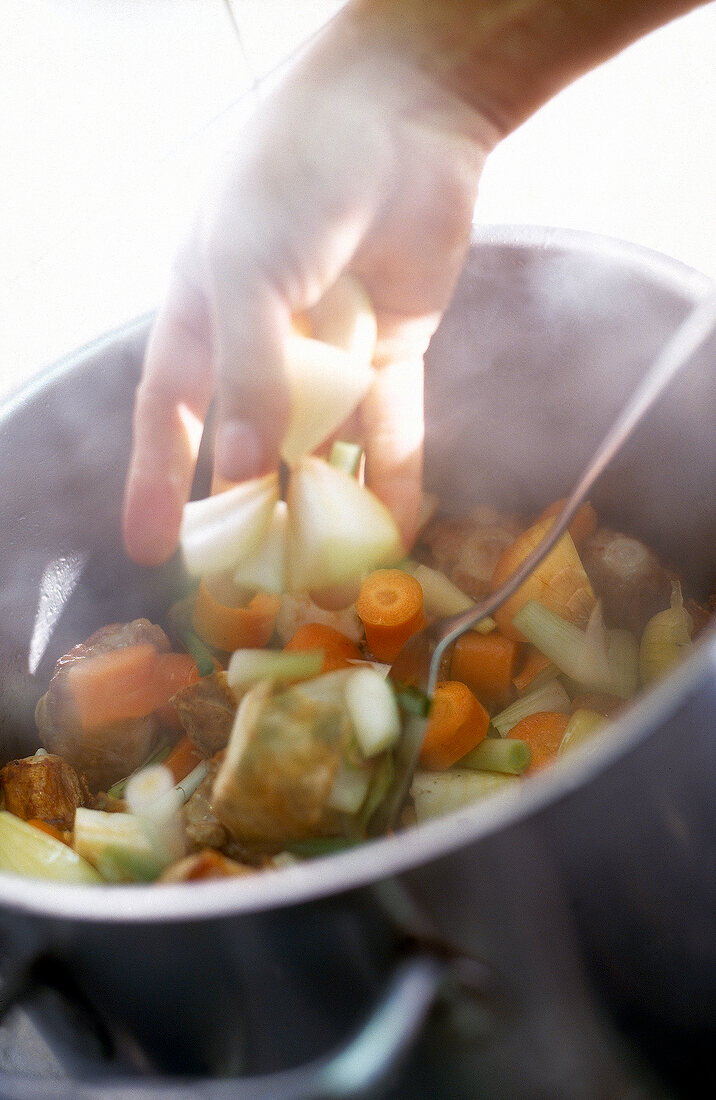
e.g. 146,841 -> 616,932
341,0 -> 706,137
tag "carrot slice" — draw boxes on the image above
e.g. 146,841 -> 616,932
355,569 -> 426,663
420,680 -> 490,771
164,735 -> 204,784
490,516 -> 595,641
283,622 -> 363,672
512,646 -> 553,692
192,584 -> 280,652
27,819 -> 69,844
508,710 -> 570,772
536,499 -> 598,547
67,646 -> 200,732
449,631 -> 520,708
67,643 -> 162,730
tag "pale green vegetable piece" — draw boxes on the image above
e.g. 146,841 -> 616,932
344,666 -> 401,758
410,769 -> 518,823
0,810 -> 102,884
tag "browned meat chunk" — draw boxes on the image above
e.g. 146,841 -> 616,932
580,529 -> 675,635
172,671 -> 238,757
0,752 -> 88,830
183,768 -> 229,853
420,506 -> 523,599
35,619 -> 172,793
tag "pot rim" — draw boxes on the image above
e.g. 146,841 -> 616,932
1,224 -> 713,923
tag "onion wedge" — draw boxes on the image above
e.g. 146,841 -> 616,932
180,472 -> 279,578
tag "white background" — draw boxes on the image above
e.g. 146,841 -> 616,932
2,0 -> 715,396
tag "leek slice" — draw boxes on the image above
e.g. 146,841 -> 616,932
227,647 -> 325,692
457,738 -> 531,774
0,810 -> 102,884
411,563 -> 495,633
73,807 -> 182,884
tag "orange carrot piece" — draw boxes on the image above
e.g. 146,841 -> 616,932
27,819 -> 68,844
512,646 -> 553,692
490,515 -> 595,641
420,680 -> 490,770
192,584 -> 280,652
67,643 -> 161,730
283,622 -> 363,672
153,653 -> 201,730
508,711 -> 570,772
163,735 -> 204,784
449,631 -> 520,708
67,646 -> 200,731
355,569 -> 426,663
536,498 -> 598,547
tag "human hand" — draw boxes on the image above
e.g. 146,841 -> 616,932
122,6 -> 498,567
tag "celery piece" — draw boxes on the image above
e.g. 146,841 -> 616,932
227,647 -> 324,692
491,679 -> 571,737
328,440 -> 364,478
107,743 -> 172,800
344,667 -> 401,757
411,563 -> 495,634
0,811 -> 103,884
394,685 -> 431,718
359,751 -> 395,833
607,628 -> 640,699
512,600 -> 631,696
558,709 -> 607,758
73,807 -> 182,884
411,769 -> 518,823
458,738 -> 531,774
181,627 -> 216,677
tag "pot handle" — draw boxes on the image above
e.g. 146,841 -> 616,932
0,952 -> 447,1100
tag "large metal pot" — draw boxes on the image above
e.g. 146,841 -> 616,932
0,227 -> 714,1098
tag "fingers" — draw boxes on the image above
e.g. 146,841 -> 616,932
360,349 -> 426,552
123,285 -> 215,565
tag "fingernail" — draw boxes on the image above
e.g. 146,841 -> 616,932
215,419 -> 264,483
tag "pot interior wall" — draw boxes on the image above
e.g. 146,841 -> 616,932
0,230 -> 714,771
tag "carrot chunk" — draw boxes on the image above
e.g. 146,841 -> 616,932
192,584 -> 280,652
490,516 -> 595,641
420,680 -> 490,771
508,710 -> 571,772
512,646 -> 553,692
67,644 -> 161,730
163,735 -> 204,784
283,622 -> 363,672
355,569 -> 426,663
448,631 -> 520,708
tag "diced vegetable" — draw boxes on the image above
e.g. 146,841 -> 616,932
410,769 -> 518,822
491,679 -> 571,737
355,569 -> 426,662
511,646 -> 555,692
640,580 -> 693,686
419,681 -> 490,770
329,440 -> 364,477
0,810 -> 102,884
232,501 -> 288,595
180,473 -> 280,578
507,711 -> 571,772
283,622 -> 363,672
448,630 -> 521,708
344,666 -> 401,757
192,584 -> 280,653
490,516 -> 595,640
227,648 -> 325,692
162,736 -> 204,784
457,737 -> 531,774
326,761 -> 372,814
73,806 -> 181,883
286,457 -> 403,593
410,562 -> 495,632
558,709 -> 607,758
66,646 -> 198,731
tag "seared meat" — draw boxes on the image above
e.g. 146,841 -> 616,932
183,767 -> 229,853
0,752 -> 88,830
172,671 -> 238,757
420,506 -> 524,599
35,619 -> 172,792
580,529 -> 675,635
